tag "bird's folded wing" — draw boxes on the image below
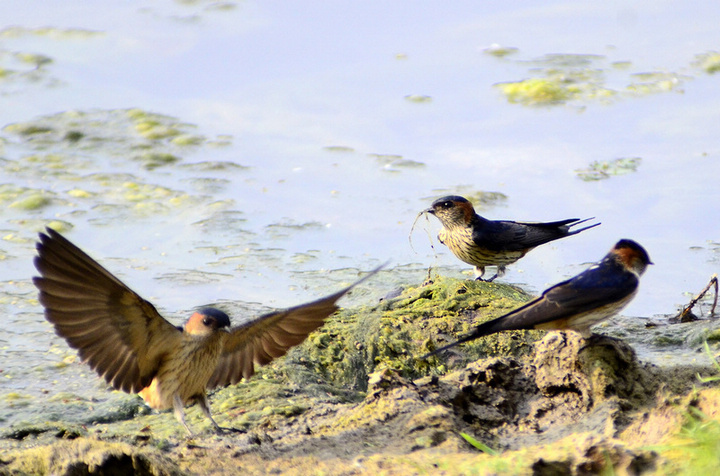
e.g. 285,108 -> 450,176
498,269 -> 638,330
33,228 -> 182,393
476,217 -> 595,252
207,266 -> 382,389
470,221 -> 531,251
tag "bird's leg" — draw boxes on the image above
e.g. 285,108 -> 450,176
196,394 -> 244,434
473,266 -> 487,281
196,394 -> 222,433
482,265 -> 504,282
173,394 -> 194,436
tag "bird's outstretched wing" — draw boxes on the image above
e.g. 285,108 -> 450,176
207,265 -> 382,389
33,228 -> 182,393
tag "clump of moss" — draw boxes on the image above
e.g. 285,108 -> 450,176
278,276 -> 534,393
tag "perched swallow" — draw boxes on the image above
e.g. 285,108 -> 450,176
33,228 -> 380,435
424,195 -> 600,281
423,239 -> 651,358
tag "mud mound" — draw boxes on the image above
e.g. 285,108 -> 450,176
2,277 -> 717,475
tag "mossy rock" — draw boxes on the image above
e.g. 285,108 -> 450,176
277,276 -> 536,393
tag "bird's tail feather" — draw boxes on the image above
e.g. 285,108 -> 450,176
568,217 -> 600,234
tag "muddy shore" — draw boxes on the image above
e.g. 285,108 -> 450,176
2,276 -> 719,475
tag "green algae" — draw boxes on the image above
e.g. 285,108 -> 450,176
6,219 -> 73,236
494,54 -> 615,106
0,26 -> 103,39
483,44 -> 519,58
3,392 -> 32,403
0,47 -> 58,90
0,106 -> 244,227
706,329 -> 720,342
134,121 -> 182,140
498,78 -> 572,105
14,53 -> 53,68
3,124 -> 54,136
9,194 -> 51,211
0,107 -> 244,238
404,94 -> 432,103
694,51 -> 720,74
492,51 -> 702,107
369,153 -> 426,172
178,160 -> 248,172
0,185 -> 56,209
427,188 -> 508,211
136,152 -> 181,169
286,276 -> 534,392
3,108 -> 230,170
67,188 -> 92,199
323,145 -> 355,153
171,134 -> 205,146
575,156 -> 642,181
626,71 -> 687,95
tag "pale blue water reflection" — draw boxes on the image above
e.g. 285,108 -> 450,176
1,1 -> 719,427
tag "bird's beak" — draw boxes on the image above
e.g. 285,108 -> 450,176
423,207 -> 435,215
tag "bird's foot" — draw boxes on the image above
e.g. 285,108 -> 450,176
476,274 -> 498,283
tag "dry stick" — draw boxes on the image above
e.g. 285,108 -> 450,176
678,274 -> 718,321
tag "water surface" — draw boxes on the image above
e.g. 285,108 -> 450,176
1,1 -> 719,428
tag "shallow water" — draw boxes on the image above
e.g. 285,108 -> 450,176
1,1 -> 719,428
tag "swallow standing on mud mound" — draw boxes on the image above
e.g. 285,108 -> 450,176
422,239 -> 651,358
33,228 -> 380,435
424,195 -> 600,281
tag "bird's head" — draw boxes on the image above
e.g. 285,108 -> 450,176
426,195 -> 475,228
185,307 -> 231,336
612,239 -> 653,276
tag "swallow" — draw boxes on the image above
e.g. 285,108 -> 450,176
424,195 -> 600,281
422,239 -> 651,358
33,228 -> 380,435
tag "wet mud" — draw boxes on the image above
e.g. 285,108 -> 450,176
2,277 -> 719,475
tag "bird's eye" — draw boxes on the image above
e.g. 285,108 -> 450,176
442,201 -> 453,208
202,317 -> 212,327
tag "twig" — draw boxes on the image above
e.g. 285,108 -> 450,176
408,210 -> 435,254
677,274 -> 718,322
409,210 -> 441,285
